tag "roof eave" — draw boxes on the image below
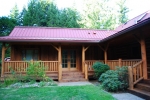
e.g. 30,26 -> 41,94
100,18 -> 150,43
0,39 -> 99,43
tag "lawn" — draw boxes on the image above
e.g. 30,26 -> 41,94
0,85 -> 115,100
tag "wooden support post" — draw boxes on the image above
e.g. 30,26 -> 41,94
104,50 -> 107,64
128,66 -> 134,90
118,58 -> 122,67
58,63 -> 62,81
82,46 -> 85,73
98,43 -> 109,64
85,63 -> 88,80
58,45 -> 62,81
1,43 -> 5,77
140,37 -> 147,79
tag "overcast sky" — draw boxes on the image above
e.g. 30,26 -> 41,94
0,0 -> 150,19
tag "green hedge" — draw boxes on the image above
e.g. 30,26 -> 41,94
92,61 -> 110,78
99,66 -> 128,92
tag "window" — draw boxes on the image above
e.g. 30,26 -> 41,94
22,49 -> 39,61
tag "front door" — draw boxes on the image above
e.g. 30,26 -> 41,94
62,50 -> 76,71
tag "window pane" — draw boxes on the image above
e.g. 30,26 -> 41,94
26,50 -> 33,61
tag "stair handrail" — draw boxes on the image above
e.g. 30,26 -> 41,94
128,60 -> 143,89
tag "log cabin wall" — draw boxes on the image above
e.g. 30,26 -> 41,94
11,45 -> 58,61
107,41 -> 141,60
146,38 -> 150,66
145,38 -> 150,78
40,46 -> 58,61
85,46 -> 104,60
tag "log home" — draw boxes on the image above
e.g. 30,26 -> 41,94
0,10 -> 150,97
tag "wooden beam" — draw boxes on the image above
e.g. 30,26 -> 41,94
58,45 -> 62,81
104,50 -> 107,64
5,44 -> 10,51
105,43 -> 109,51
140,35 -> 147,79
1,43 -> 5,77
82,46 -> 85,73
104,43 -> 109,64
98,44 -> 105,51
128,66 -> 134,89
84,45 -> 90,52
85,64 -> 88,80
51,44 -> 59,51
132,34 -> 140,44
58,45 -> 61,64
118,58 -> 122,67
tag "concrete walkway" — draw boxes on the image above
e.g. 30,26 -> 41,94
58,81 -> 145,100
58,81 -> 92,86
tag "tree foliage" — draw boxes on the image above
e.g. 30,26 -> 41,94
9,4 -> 20,25
0,17 -> 16,36
117,0 -> 129,24
79,0 -> 129,29
21,0 -> 80,28
0,0 -> 129,35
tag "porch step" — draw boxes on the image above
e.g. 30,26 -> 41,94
46,72 -> 58,80
128,88 -> 150,99
61,71 -> 87,82
135,83 -> 150,92
140,79 -> 150,84
129,79 -> 150,99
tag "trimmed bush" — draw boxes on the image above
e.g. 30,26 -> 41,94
99,66 -> 128,92
92,61 -> 110,78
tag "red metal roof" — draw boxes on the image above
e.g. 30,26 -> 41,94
116,10 -> 150,31
0,27 -> 117,43
0,10 -> 150,43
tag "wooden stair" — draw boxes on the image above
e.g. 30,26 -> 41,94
46,72 -> 58,80
60,71 -> 87,82
128,79 -> 150,99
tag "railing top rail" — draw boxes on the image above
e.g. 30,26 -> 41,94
4,61 -> 59,63
132,60 -> 143,68
107,60 -> 118,61
85,60 -> 104,61
122,59 -> 141,61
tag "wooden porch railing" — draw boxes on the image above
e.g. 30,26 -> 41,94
84,59 -> 142,80
84,59 -> 141,71
85,60 -> 104,71
107,59 -> 141,70
128,61 -> 143,89
4,61 -> 59,73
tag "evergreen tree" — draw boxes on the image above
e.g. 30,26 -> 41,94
117,0 -> 129,24
9,4 -> 19,25
0,17 -> 17,36
80,0 -> 117,29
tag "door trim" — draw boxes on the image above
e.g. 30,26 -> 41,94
62,49 -> 77,71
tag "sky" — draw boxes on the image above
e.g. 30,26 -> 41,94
0,0 -> 150,19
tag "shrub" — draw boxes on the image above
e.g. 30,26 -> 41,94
3,76 -> 17,87
26,61 -> 46,81
116,66 -> 128,90
92,61 -> 110,78
99,66 -> 128,92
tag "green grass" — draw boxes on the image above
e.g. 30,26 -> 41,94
0,85 -> 115,100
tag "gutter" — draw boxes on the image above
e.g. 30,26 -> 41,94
100,18 -> 150,43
